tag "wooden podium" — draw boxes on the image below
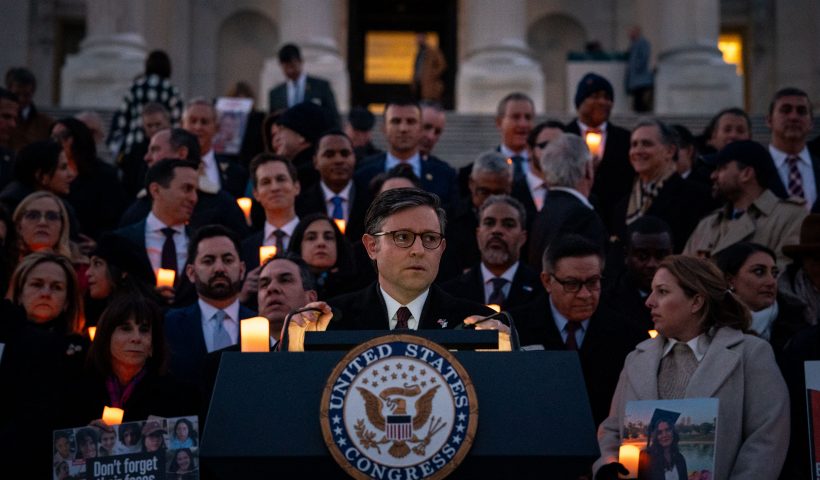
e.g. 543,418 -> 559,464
200,331 -> 599,478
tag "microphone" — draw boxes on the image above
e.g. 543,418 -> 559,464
457,310 -> 521,351
277,306 -> 325,352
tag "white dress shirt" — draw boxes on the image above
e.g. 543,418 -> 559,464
525,164 -> 548,211
769,144 -> 816,209
500,144 -> 529,161
480,262 -> 518,304
263,216 -> 300,251
662,334 -> 710,362
385,151 -> 422,179
321,180 -> 353,221
381,287 -> 429,330
550,297 -> 590,348
144,212 -> 188,275
201,149 -> 222,191
199,299 -> 240,353
287,72 -> 307,107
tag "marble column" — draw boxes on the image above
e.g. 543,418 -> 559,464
651,0 -> 742,114
456,0 -> 544,113
60,0 -> 148,108
259,0 -> 349,113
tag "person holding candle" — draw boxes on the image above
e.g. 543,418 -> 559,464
71,293 -> 199,427
593,255 -> 789,480
295,130 -> 368,243
115,158 -> 199,307
166,225 -> 255,385
613,118 -> 710,252
288,213 -> 358,300
565,73 -> 634,231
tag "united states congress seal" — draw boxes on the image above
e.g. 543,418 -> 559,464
320,334 -> 478,479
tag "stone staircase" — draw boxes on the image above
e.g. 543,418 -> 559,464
41,107 -> 816,170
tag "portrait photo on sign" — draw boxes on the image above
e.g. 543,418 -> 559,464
213,97 -> 253,155
621,398 -> 718,480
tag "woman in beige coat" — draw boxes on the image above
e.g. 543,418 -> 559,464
594,255 -> 789,480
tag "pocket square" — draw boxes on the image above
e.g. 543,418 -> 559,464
437,318 -> 448,328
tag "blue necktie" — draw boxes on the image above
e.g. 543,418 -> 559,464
212,310 -> 233,351
331,196 -> 344,220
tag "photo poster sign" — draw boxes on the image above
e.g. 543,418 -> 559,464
214,97 -> 253,155
804,360 -> 820,479
52,415 -> 200,480
622,398 -> 718,480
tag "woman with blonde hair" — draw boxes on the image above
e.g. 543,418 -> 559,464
12,191 -> 73,259
594,255 -> 789,480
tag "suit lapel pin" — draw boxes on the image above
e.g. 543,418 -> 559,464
219,162 -> 229,172
437,318 -> 448,328
425,173 -> 433,181
522,285 -> 533,292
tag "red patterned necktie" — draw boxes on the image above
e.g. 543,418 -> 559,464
786,155 -> 805,199
395,306 -> 411,330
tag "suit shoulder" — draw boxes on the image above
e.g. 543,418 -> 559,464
165,304 -> 198,324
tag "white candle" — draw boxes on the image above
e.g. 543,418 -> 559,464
334,219 -> 347,235
241,317 -> 270,352
259,246 -> 278,265
486,304 -> 501,313
618,444 -> 640,478
156,268 -> 176,288
102,406 -> 124,426
585,131 -> 603,158
237,197 -> 253,225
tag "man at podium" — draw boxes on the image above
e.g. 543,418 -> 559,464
286,188 -> 504,347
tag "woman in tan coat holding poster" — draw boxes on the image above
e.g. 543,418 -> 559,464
593,256 -> 789,480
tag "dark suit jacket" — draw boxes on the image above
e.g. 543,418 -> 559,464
512,295 -> 648,426
438,198 -> 480,281
565,120 -> 633,232
355,152 -> 458,208
327,283 -> 495,330
268,75 -> 340,125
214,153 -> 249,199
601,269 -> 653,333
295,181 -> 368,243
165,302 -> 257,388
527,189 -> 608,266
440,262 -> 542,311
113,220 -> 197,307
610,173 -> 711,252
769,149 -> 820,211
240,230 -> 265,272
118,189 -> 249,237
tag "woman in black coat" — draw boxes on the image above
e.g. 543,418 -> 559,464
289,213 -> 358,300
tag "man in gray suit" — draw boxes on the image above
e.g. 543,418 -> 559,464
268,43 -> 339,125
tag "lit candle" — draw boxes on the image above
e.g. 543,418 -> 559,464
102,406 -> 124,426
237,197 -> 253,225
585,131 -> 603,158
156,268 -> 176,288
648,330 -> 658,338
240,317 -> 270,352
487,304 -> 501,313
259,246 -> 278,264
87,326 -> 97,341
334,219 -> 346,235
618,444 -> 640,478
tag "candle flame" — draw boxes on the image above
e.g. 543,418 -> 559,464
88,326 -> 96,341
585,131 -> 603,157
648,329 -> 658,338
237,197 -> 253,225
334,219 -> 346,234
487,304 -> 501,313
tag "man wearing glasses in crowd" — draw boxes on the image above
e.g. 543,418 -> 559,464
285,188 -> 502,346
512,234 -> 647,427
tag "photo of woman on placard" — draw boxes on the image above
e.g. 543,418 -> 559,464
168,448 -> 198,479
638,409 -> 687,480
168,418 -> 197,449
98,426 -> 118,456
74,427 -> 98,460
115,422 -> 142,454
141,420 -> 167,453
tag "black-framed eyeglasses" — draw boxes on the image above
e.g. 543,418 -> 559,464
371,230 -> 444,249
23,209 -> 62,223
550,274 -> 602,293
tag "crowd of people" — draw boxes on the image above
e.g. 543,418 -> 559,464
0,41 -> 819,479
